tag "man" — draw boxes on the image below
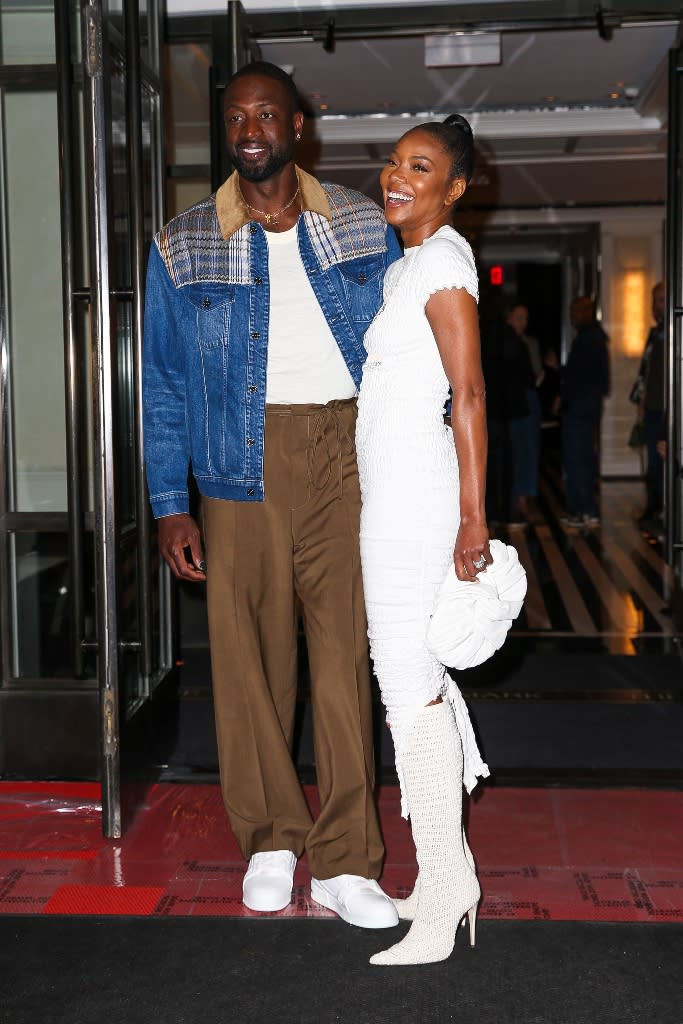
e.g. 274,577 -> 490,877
502,303 -> 541,527
560,296 -> 610,528
143,61 -> 402,928
637,281 -> 666,529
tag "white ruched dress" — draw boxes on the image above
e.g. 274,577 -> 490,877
356,224 -> 483,816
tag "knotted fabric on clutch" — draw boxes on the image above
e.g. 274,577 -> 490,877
426,538 -> 527,670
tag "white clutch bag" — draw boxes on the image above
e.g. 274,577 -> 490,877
426,538 -> 527,670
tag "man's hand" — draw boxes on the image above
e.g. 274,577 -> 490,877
158,514 -> 206,581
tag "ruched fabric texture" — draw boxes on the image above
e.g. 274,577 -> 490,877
357,226 -> 486,816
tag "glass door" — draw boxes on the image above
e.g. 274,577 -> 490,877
0,0 -> 171,837
81,0 -> 169,836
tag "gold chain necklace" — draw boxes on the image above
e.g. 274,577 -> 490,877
239,183 -> 300,227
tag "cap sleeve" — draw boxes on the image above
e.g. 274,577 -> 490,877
413,231 -> 479,307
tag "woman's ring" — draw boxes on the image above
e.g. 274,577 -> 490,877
473,556 -> 487,571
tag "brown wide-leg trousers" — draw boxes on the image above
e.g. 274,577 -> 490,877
202,399 -> 384,881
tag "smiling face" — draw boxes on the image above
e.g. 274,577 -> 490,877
223,73 -> 303,183
379,128 -> 466,246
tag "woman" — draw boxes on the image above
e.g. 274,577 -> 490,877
356,115 -> 490,965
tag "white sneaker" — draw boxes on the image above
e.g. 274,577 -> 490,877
242,850 -> 297,912
310,874 -> 399,929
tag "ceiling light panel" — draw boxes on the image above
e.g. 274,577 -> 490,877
425,32 -> 501,68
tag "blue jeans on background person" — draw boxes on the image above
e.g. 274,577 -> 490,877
561,399 -> 601,519
508,388 -> 541,520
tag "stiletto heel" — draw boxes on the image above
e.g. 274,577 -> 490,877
466,903 -> 478,947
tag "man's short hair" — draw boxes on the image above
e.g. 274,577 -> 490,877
226,60 -> 301,112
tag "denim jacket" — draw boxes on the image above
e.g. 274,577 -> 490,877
143,167 -> 402,517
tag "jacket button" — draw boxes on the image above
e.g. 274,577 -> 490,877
249,225 -> 258,234
358,272 -> 367,284
254,277 -> 263,285
248,385 -> 258,394
247,488 -> 254,496
250,331 -> 260,339
202,297 -> 211,308
246,438 -> 255,446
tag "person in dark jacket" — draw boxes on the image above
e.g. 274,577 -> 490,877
560,296 -> 610,527
502,304 -> 541,527
637,281 -> 666,527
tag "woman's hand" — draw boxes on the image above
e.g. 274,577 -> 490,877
454,520 -> 491,582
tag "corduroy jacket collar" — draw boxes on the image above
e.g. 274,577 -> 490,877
216,165 -> 331,241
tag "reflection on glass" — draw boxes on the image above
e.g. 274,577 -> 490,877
142,83 -> 162,244
11,531 -> 96,680
139,0 -> 151,70
110,53 -> 132,289
119,535 -> 143,711
116,301 -> 136,526
0,3 -> 56,64
165,42 -> 211,168
3,90 -> 67,512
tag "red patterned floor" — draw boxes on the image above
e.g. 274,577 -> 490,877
1,781 -> 681,922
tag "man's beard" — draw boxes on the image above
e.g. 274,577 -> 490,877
229,138 -> 295,182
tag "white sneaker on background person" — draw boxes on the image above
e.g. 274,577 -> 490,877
242,850 -> 297,912
311,874 -> 399,928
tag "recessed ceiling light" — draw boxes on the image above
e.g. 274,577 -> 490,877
319,103 -> 329,111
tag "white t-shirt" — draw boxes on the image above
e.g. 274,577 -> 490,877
265,224 -> 357,404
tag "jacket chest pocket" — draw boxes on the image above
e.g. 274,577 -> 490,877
337,255 -> 384,322
185,283 -> 236,348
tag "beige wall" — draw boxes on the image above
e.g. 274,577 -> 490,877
600,215 -> 665,477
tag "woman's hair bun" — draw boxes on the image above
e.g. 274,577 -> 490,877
443,113 -> 473,136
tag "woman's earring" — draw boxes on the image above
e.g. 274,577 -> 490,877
296,133 -> 301,140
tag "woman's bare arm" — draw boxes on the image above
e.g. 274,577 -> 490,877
426,286 -> 490,581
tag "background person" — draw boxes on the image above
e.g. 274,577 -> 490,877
502,303 -> 541,526
637,281 -> 666,531
560,296 -> 610,528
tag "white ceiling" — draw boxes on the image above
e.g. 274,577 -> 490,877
167,1 -> 682,212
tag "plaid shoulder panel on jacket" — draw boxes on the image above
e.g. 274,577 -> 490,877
312,183 -> 388,271
154,183 -> 388,287
155,194 -> 252,287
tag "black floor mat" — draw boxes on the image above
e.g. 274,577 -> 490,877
1,918 -> 680,1024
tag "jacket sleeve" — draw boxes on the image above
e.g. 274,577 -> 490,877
385,224 -> 403,264
142,242 -> 191,518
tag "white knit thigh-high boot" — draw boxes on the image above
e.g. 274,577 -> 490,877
370,702 -> 480,966
392,830 -> 475,921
